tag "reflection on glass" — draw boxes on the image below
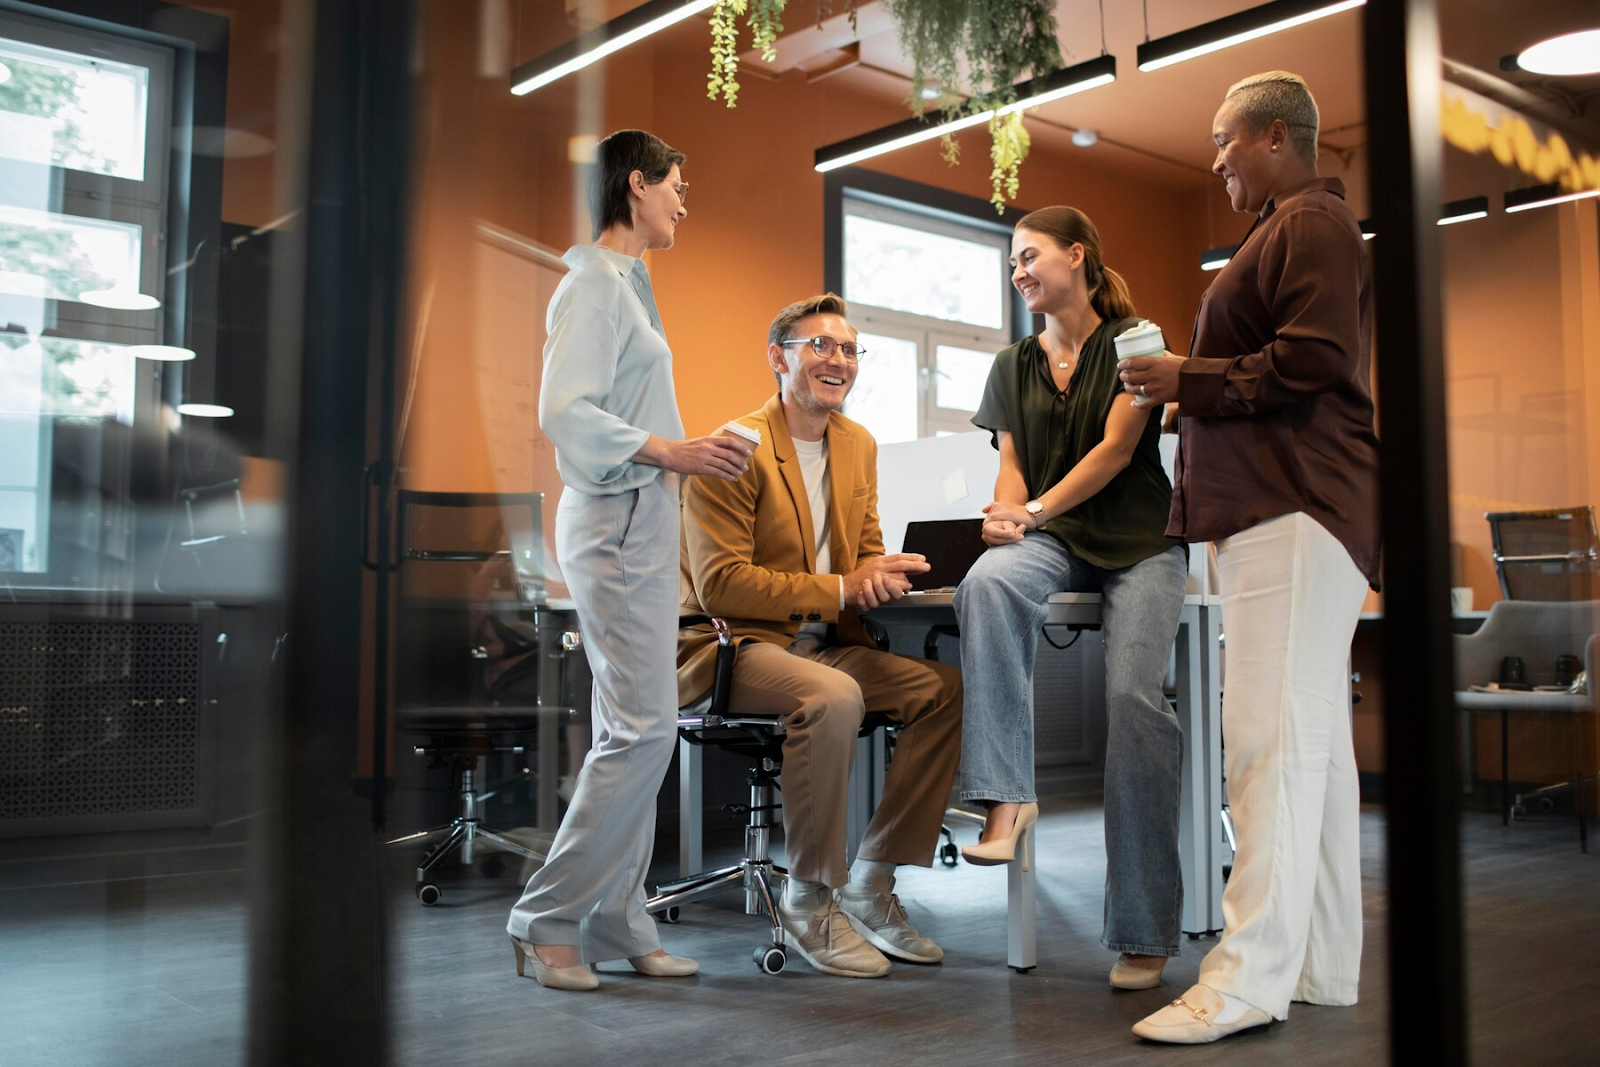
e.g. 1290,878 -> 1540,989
0,334 -> 136,421
0,204 -> 141,302
844,213 -> 1004,328
0,36 -> 149,180
935,343 -> 995,413
843,331 -> 918,444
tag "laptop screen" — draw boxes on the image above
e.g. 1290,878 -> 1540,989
900,518 -> 988,591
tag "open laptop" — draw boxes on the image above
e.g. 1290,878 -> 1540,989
901,518 -> 987,592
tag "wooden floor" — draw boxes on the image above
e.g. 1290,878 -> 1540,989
2,799 -> 1597,1066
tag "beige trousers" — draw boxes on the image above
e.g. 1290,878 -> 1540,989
729,639 -> 963,886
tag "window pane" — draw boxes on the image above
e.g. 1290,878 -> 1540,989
935,343 -> 995,413
0,204 -> 141,302
843,331 -> 919,444
0,36 -> 150,180
844,212 -> 1004,329
0,333 -> 137,422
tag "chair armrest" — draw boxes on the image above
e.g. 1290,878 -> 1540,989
1586,634 -> 1598,697
861,615 -> 890,653
681,615 -> 737,717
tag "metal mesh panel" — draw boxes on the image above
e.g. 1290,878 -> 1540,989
0,620 -> 201,822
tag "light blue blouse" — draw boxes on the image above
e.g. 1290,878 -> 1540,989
539,245 -> 686,495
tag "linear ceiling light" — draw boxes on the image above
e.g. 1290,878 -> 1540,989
510,0 -> 717,96
1200,244 -> 1238,270
814,55 -> 1116,173
1137,0 -> 1365,73
1437,195 -> 1488,226
1504,183 -> 1600,214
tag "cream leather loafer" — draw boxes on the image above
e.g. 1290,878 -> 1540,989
1132,983 -> 1271,1044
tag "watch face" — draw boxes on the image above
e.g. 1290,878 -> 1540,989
1026,501 -> 1043,515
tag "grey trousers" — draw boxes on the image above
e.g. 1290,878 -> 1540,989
506,475 -> 679,963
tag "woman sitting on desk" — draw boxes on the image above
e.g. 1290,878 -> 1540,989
952,206 -> 1188,991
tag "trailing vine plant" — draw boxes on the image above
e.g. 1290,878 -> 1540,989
884,0 -> 1064,211
708,0 -> 789,107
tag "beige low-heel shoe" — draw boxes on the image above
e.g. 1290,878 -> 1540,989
1110,954 -> 1167,990
629,952 -> 699,977
511,937 -> 599,991
961,802 -> 1039,866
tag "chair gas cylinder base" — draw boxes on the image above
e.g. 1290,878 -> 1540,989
648,745 -> 790,975
387,752 -> 551,906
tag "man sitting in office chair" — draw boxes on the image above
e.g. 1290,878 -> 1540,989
678,293 -> 964,978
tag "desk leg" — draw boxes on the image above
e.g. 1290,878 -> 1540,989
1007,829 -> 1037,972
679,737 -> 703,877
1176,603 -> 1226,936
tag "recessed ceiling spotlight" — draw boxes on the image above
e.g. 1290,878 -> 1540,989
127,345 -> 196,361
78,288 -> 161,311
919,85 -> 942,100
1516,29 -> 1600,76
1071,128 -> 1099,147
177,403 -> 234,418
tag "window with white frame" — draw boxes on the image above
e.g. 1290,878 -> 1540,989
0,11 -> 174,576
838,193 -> 1016,444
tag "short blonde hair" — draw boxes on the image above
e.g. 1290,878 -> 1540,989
1226,71 -> 1319,165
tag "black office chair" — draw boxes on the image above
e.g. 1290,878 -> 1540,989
645,616 -> 893,975
386,490 -> 577,905
1488,506 -> 1599,601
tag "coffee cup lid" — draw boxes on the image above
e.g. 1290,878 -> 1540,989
722,421 -> 762,445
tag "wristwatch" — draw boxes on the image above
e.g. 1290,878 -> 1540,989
1024,500 -> 1045,524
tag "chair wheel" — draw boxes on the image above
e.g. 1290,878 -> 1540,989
939,842 -> 960,867
754,945 -> 786,974
1511,804 -> 1527,819
416,883 -> 441,906
1539,797 -> 1556,813
656,906 -> 681,924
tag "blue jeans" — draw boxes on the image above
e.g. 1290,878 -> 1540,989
953,534 -> 1188,955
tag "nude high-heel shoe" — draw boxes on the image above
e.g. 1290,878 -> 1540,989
628,952 -> 699,977
960,802 -> 1039,866
511,937 -> 599,991
1110,953 -> 1168,990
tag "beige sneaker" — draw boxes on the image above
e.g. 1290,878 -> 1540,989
777,896 -> 891,978
837,884 -> 943,964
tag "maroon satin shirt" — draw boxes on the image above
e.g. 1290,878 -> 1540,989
1169,177 -> 1381,588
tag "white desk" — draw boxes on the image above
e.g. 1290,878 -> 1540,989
870,590 -> 1227,940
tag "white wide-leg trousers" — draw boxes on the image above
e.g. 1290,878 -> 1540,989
1198,512 -> 1369,1019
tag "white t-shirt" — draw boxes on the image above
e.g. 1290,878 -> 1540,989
791,435 -> 834,640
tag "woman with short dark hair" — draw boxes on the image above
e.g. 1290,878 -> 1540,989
1121,71 -> 1379,1045
953,205 -> 1188,990
504,129 -> 753,991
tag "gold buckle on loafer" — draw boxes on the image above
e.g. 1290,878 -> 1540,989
1174,996 -> 1210,1021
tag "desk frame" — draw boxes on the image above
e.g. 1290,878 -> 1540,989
677,591 -> 1228,943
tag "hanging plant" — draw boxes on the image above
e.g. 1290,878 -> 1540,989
707,0 -> 789,107
884,0 -> 1064,212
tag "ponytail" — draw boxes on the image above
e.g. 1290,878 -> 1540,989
1090,264 -> 1137,321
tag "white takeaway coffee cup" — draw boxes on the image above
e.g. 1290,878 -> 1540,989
1114,319 -> 1167,408
720,421 -> 762,447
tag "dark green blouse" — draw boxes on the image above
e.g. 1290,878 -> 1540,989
973,318 -> 1182,571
